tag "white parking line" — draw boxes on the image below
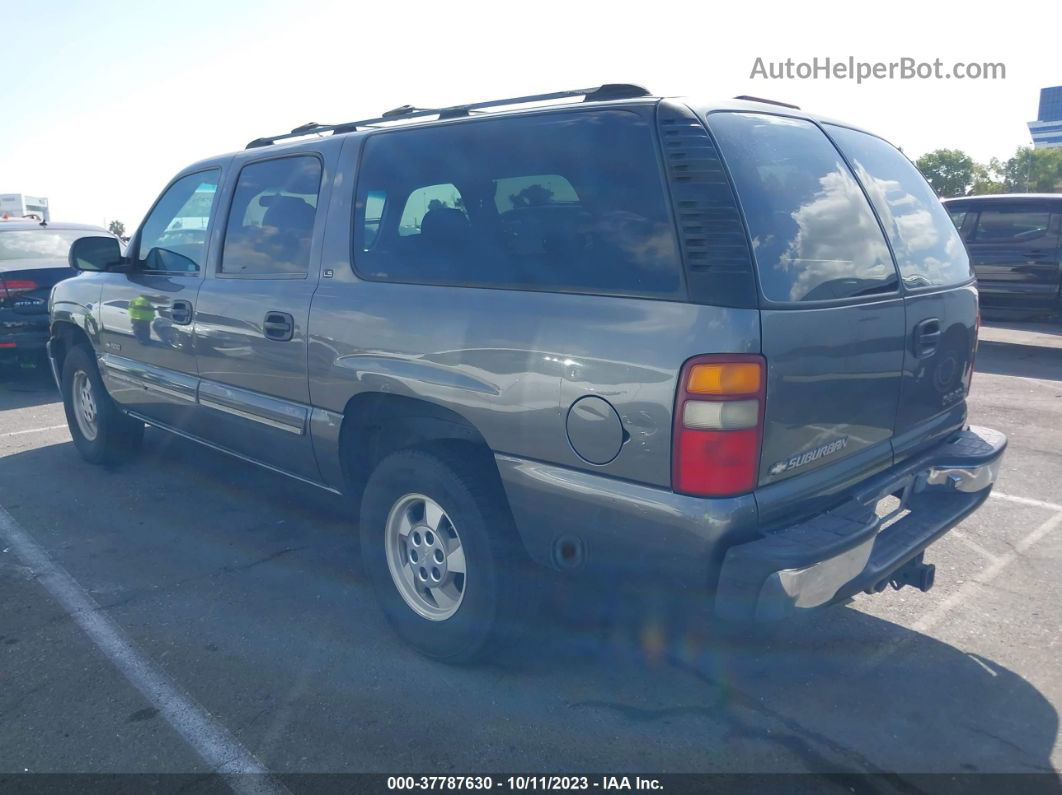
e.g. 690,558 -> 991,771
949,529 -> 1000,563
859,508 -> 1062,672
911,510 -> 1062,634
0,505 -> 290,795
0,424 -> 67,438
991,490 -> 1062,513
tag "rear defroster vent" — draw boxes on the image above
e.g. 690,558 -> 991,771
657,102 -> 757,308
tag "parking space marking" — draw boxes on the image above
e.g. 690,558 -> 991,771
0,505 -> 290,795
949,529 -> 1000,563
991,491 -> 1062,513
911,509 -> 1062,633
0,424 -> 67,438
860,508 -> 1062,672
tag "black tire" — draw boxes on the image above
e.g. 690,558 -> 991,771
360,447 -> 528,662
61,345 -> 143,464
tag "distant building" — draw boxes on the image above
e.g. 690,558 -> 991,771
0,193 -> 50,222
1028,86 -> 1062,149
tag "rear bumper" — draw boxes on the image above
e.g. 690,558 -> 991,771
715,426 -> 1006,621
1,309 -> 49,352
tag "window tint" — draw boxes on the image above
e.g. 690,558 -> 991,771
947,209 -> 968,230
973,208 -> 1052,243
353,110 -> 682,298
364,190 -> 387,247
493,175 -> 578,212
221,156 -> 322,276
399,184 -> 464,237
827,125 -> 973,289
137,170 -> 220,273
709,113 -> 897,302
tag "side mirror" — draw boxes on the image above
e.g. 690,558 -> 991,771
69,236 -> 126,272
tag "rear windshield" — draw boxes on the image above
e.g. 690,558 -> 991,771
708,112 -> 897,303
826,125 -> 973,289
0,229 -> 92,263
352,110 -> 683,299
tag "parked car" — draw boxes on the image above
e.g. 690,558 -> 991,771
943,194 -> 1062,317
50,85 -> 1006,660
1,220 -> 115,365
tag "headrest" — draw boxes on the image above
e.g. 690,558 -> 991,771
419,207 -> 470,243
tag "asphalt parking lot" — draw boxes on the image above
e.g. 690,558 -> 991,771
1,321 -> 1060,785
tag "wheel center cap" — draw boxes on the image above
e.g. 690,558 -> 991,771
410,524 -> 447,583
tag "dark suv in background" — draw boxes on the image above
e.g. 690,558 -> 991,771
51,85 -> 1005,660
945,194 -> 1062,318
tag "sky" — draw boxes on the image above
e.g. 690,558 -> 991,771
1,0 -> 1058,229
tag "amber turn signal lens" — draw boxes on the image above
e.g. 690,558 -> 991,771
686,363 -> 761,395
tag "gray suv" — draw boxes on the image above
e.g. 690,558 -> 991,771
50,85 -> 1006,660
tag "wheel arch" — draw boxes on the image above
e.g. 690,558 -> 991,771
48,319 -> 94,377
337,392 -> 505,508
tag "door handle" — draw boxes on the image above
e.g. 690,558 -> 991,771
913,318 -> 941,358
263,311 -> 294,341
171,300 -> 193,326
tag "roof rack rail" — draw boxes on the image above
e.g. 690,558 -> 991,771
245,83 -> 652,149
732,95 -> 801,110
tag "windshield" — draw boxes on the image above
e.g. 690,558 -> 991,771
0,229 -> 95,262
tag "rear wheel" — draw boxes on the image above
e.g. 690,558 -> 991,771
360,447 -> 527,662
61,345 -> 143,464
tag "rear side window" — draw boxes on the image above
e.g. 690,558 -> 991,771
221,156 -> 322,276
827,125 -> 973,289
709,113 -> 897,303
973,208 -> 1052,242
352,110 -> 682,298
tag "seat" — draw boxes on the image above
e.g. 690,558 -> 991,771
258,196 -> 316,271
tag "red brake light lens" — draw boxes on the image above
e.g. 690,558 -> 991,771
672,354 -> 766,498
0,278 -> 39,300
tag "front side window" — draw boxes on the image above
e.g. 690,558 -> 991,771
973,208 -> 1052,243
137,170 -> 220,273
221,156 -> 322,276
827,125 -> 973,289
709,112 -> 897,303
352,110 -> 682,298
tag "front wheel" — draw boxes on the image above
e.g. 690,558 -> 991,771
360,447 -> 528,662
61,345 -> 143,464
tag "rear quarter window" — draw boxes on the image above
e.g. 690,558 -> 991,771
708,112 -> 898,303
826,125 -> 973,289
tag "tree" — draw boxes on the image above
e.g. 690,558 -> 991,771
1000,147 -> 1062,193
969,158 -> 1006,195
915,149 -> 976,197
108,220 -> 126,238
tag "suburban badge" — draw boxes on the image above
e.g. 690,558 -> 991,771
769,436 -> 849,476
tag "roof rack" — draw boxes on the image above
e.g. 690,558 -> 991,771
732,95 -> 801,110
245,83 -> 653,149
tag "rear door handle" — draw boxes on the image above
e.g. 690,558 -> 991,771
171,299 -> 193,325
263,311 -> 294,341
913,318 -> 941,358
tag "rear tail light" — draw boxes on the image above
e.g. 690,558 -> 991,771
0,278 -> 39,301
672,354 -> 766,497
